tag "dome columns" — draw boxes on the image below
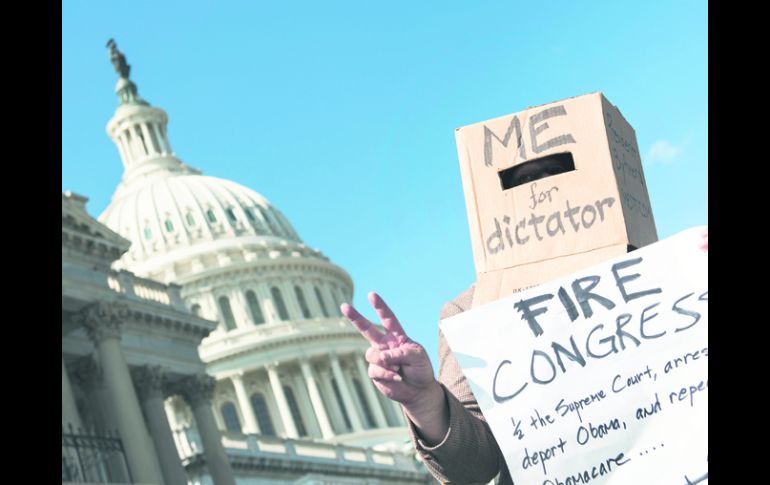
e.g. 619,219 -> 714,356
330,354 -> 364,433
213,353 -> 399,443
229,373 -> 261,434
106,108 -> 181,182
267,363 -> 300,439
299,358 -> 335,439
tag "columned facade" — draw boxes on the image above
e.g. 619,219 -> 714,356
75,302 -> 165,485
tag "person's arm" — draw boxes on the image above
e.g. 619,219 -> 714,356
342,290 -> 507,484
340,292 -> 449,439
408,289 -> 508,483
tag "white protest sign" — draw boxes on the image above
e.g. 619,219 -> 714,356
440,226 -> 707,485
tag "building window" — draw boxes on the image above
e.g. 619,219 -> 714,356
218,296 -> 237,331
294,286 -> 311,319
271,287 -> 289,321
314,287 -> 329,318
352,378 -> 375,428
250,393 -> 275,436
258,207 -> 280,235
283,386 -> 308,437
164,219 -> 174,232
220,402 -> 241,433
185,213 -> 195,226
190,304 -> 201,316
207,210 -> 217,223
271,209 -> 291,237
245,290 -> 265,325
331,378 -> 352,431
226,208 -> 237,222
143,227 -> 152,240
245,208 -> 265,234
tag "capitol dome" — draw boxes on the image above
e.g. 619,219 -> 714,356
100,172 -> 314,280
96,44 -> 410,455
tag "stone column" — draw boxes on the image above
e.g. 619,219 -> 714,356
302,281 -> 323,318
299,359 -> 334,439
70,356 -> 112,431
140,123 -> 157,155
75,303 -> 165,485
128,125 -> 147,161
322,284 -> 342,316
264,282 -> 283,322
353,355 -> 388,428
121,128 -> 136,161
116,134 -> 131,166
61,357 -> 83,430
317,367 -> 346,433
280,281 -> 302,320
133,365 -> 190,485
179,375 -> 236,485
230,373 -> 260,434
329,354 -> 363,432
266,364 -> 299,438
151,123 -> 166,154
160,123 -> 173,154
255,284 -> 277,324
228,288 -> 252,328
71,356 -> 129,479
291,372 -> 320,437
202,294 -> 219,324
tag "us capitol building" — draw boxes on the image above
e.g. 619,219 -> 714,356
62,41 -> 431,485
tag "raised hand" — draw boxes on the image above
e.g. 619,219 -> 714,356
341,292 -> 438,408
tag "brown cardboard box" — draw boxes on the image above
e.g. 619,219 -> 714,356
455,93 -> 658,306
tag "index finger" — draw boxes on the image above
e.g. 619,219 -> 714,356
368,292 -> 407,337
341,303 -> 384,345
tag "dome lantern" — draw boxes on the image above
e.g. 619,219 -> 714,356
104,40 -> 197,194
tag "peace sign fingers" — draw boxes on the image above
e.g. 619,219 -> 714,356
368,292 -> 407,338
341,302 -> 384,345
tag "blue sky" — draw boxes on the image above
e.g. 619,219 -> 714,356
62,1 -> 707,365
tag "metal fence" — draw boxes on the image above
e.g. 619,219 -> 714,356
62,424 -> 132,483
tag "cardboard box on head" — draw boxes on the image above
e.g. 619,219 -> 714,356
455,92 -> 658,307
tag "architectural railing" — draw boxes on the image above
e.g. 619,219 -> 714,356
107,269 -> 186,310
173,427 -> 417,470
62,424 -> 132,483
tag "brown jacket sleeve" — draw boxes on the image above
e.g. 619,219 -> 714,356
404,286 -> 513,484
